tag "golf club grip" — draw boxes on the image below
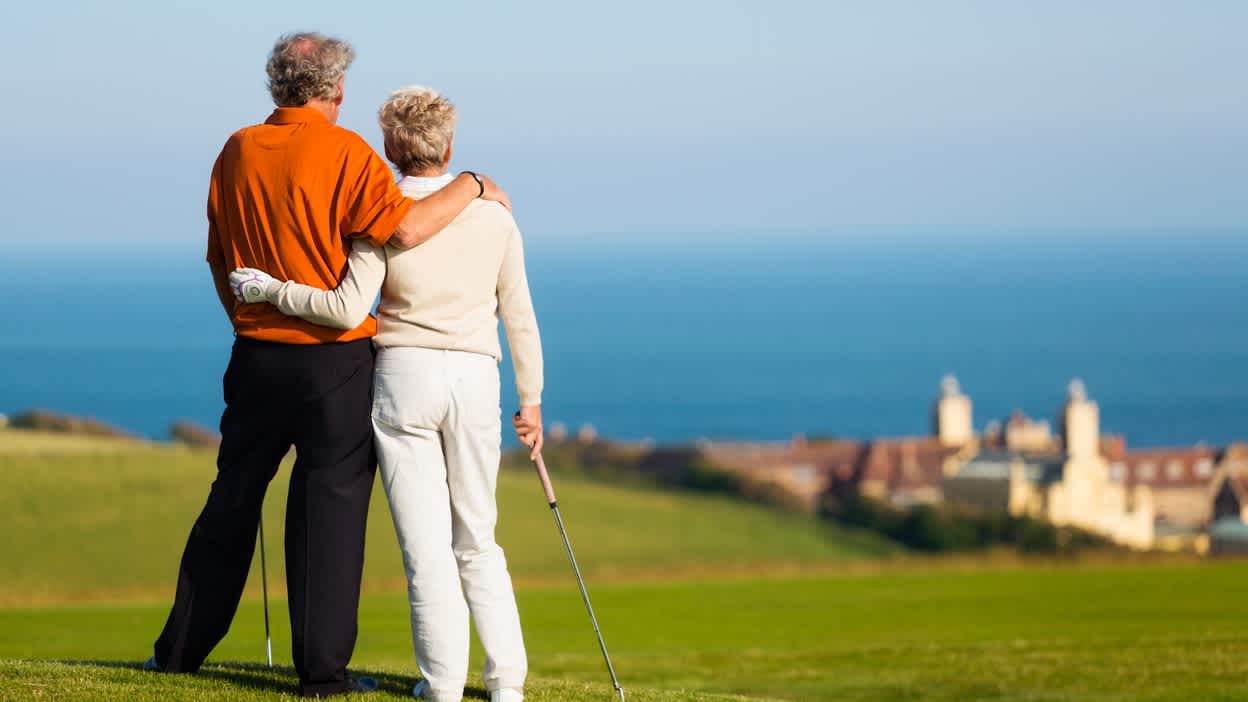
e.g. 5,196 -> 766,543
533,454 -> 558,505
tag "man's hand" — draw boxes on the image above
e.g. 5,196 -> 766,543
476,173 -> 511,211
513,405 -> 543,460
228,268 -> 281,304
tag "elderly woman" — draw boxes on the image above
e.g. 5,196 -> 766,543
231,86 -> 540,702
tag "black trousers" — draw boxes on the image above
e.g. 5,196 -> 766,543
154,337 -> 376,697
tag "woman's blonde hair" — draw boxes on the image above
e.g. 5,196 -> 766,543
378,86 -> 458,176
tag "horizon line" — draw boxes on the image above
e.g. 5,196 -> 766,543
5,224 -> 1246,255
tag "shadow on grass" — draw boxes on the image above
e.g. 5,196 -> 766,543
52,660 -> 488,699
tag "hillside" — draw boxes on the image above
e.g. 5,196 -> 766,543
0,429 -> 893,605
9,430 -> 1248,701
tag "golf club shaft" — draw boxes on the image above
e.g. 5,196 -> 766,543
533,455 -> 625,702
258,510 -> 273,668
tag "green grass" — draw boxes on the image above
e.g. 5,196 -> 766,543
4,430 -> 1248,701
4,564 -> 1248,701
0,660 -> 758,702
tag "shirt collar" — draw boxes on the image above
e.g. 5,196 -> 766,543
397,173 -> 457,198
265,106 -> 330,126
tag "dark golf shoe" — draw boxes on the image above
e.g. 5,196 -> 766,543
348,676 -> 380,694
304,675 -> 380,697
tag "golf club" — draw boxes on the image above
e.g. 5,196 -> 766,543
532,453 -> 625,702
258,511 -> 273,668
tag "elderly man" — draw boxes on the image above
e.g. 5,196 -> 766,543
145,33 -> 509,697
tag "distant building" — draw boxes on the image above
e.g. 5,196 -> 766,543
932,375 -> 973,448
1004,411 -> 1054,453
577,423 -> 598,444
548,422 -> 569,443
1211,444 -> 1248,523
697,430 -> 972,513
1115,446 -> 1217,549
678,374 -> 1243,553
1208,518 -> 1248,556
944,379 -> 1155,549
943,449 -> 1066,515
856,437 -> 964,507
1207,447 -> 1248,556
699,438 -> 864,512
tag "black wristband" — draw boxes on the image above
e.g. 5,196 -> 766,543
462,171 -> 485,198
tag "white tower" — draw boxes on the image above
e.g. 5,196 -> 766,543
934,374 -> 973,448
1061,379 -> 1100,459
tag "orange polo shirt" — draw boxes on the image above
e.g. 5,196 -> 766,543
206,106 -> 413,344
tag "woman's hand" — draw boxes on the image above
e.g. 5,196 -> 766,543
513,405 -> 543,460
228,268 -> 281,304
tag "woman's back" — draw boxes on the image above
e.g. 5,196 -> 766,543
376,175 -> 543,406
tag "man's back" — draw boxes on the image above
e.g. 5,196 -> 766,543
207,105 -> 410,344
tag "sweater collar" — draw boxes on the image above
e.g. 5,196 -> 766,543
397,173 -> 457,199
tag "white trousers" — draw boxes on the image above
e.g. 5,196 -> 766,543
372,347 -> 528,702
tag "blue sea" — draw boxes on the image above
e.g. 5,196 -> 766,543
2,231 -> 1246,449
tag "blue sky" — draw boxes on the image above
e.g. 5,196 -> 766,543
1,1 -> 1245,249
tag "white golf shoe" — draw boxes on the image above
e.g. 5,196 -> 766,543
490,688 -> 524,702
412,679 -> 522,702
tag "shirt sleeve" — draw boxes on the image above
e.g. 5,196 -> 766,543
497,214 -> 544,406
342,140 -> 413,248
270,239 -> 387,329
206,152 -> 225,266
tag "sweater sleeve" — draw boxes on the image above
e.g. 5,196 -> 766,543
497,218 -> 544,406
271,239 -> 386,330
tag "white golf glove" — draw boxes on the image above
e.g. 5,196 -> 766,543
229,268 -> 281,305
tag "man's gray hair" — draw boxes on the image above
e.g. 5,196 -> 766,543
266,32 -> 356,107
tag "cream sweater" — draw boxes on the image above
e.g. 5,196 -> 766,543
268,174 -> 544,406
